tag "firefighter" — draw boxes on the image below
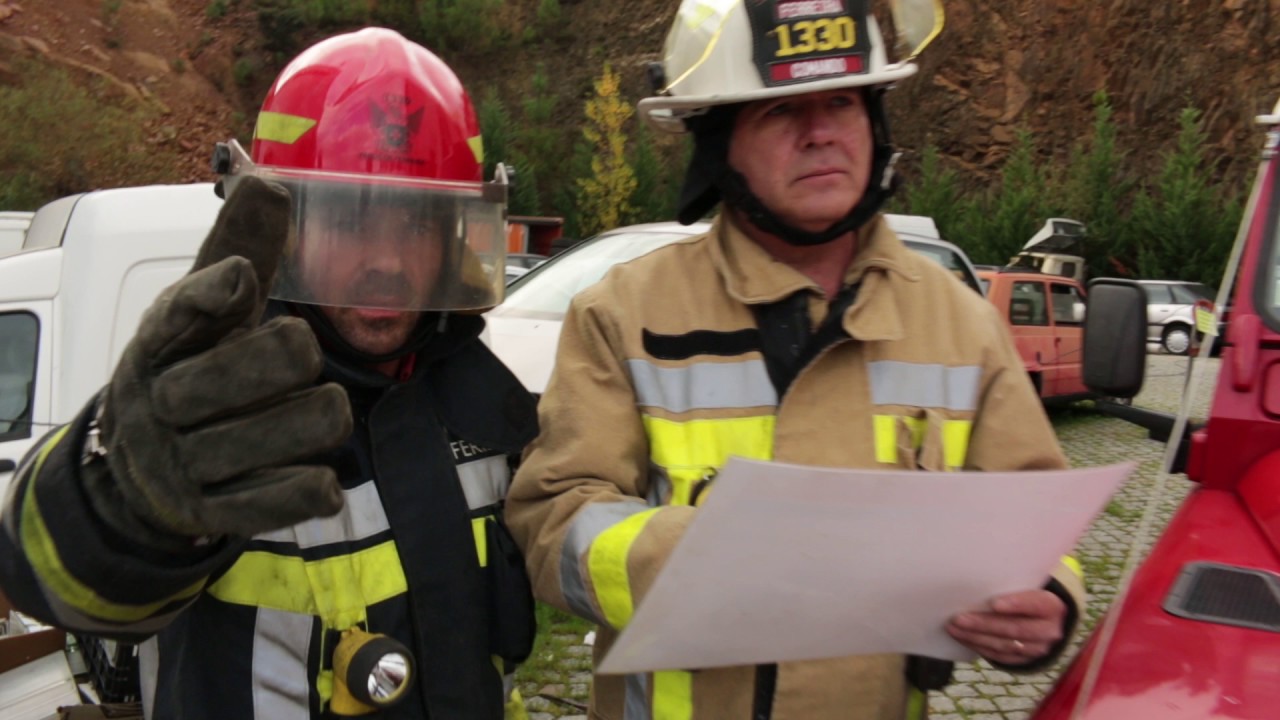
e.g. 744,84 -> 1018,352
0,28 -> 538,719
505,2 -> 1085,719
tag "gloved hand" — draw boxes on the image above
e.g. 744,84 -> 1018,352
90,175 -> 352,542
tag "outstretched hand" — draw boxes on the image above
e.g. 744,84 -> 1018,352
945,589 -> 1066,666
95,176 -> 353,542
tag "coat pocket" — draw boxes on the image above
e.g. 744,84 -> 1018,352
485,514 -> 538,665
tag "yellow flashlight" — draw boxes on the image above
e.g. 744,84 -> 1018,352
330,627 -> 415,716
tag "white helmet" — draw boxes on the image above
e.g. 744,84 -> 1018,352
640,0 -> 942,133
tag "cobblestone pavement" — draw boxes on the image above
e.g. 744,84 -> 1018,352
521,354 -> 1221,720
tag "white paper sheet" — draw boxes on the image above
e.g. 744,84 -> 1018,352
598,458 -> 1135,674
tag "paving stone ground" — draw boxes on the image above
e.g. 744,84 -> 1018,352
523,354 -> 1220,719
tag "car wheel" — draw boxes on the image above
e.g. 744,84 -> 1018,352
1162,323 -> 1191,355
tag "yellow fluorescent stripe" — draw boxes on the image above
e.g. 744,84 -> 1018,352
1062,555 -> 1083,579
473,517 -> 489,568
468,135 -> 485,165
942,419 -> 973,470
20,427 -> 206,622
208,541 -> 407,626
255,111 -> 317,144
586,508 -> 662,629
653,670 -> 693,720
873,415 -> 897,464
643,415 -> 774,504
902,416 -> 926,449
906,687 -> 927,720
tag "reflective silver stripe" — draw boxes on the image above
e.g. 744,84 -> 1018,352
457,455 -> 509,511
560,501 -> 649,623
41,589 -> 189,637
624,672 -> 650,720
257,480 -> 390,548
627,358 -> 777,413
139,637 -> 159,718
250,607 -> 312,720
867,361 -> 982,411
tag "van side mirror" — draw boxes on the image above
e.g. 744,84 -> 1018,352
1082,279 -> 1146,398
1072,301 -> 1086,323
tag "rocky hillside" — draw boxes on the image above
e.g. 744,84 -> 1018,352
2,0 -> 1278,199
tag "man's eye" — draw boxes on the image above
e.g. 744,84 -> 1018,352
830,94 -> 857,108
764,103 -> 791,117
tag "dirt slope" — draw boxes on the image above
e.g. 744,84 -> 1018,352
3,0 -> 1279,193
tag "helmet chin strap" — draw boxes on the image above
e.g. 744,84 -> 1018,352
720,89 -> 900,247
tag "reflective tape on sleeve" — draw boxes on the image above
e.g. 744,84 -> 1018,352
560,501 -> 651,624
586,508 -> 662,629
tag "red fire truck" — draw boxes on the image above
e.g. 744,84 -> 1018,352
1034,98 -> 1280,718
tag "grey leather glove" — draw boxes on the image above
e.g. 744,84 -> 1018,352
91,175 -> 352,541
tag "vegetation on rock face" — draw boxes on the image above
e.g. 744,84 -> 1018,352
0,60 -> 182,210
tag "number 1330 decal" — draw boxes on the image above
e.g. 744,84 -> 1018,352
771,16 -> 858,58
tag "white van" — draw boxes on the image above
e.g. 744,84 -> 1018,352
0,211 -> 34,257
0,184 -> 222,496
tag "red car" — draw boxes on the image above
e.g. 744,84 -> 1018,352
1034,98 -> 1280,719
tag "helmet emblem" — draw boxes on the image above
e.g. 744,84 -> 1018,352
370,100 -> 424,153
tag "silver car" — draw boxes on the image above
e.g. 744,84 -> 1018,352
1137,280 -> 1217,355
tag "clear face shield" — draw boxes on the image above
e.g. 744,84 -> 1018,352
217,139 -> 509,313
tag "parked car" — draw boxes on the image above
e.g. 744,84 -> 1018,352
504,252 -> 548,285
977,267 -> 1090,402
1137,279 -> 1219,355
485,216 -> 983,394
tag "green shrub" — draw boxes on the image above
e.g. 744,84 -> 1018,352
206,0 -> 229,19
232,57 -> 257,87
536,0 -> 561,33
255,0 -> 307,53
420,0 -> 504,53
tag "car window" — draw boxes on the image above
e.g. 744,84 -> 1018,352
495,231 -> 695,319
1171,283 -> 1215,304
1143,284 -> 1173,304
900,239 -> 983,295
0,312 -> 38,440
1050,283 -> 1085,325
1009,281 -> 1049,326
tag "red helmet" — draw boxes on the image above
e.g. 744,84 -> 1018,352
217,27 -> 508,312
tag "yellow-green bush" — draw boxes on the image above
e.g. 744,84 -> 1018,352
575,64 -> 636,238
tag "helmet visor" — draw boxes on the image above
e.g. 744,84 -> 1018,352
221,142 -> 507,312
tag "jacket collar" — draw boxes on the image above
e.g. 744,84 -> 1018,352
709,213 -> 921,342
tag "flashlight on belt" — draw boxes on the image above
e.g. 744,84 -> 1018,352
330,627 -> 415,716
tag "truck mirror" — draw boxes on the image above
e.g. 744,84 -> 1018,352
1082,278 -> 1146,398
1072,301 -> 1086,323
